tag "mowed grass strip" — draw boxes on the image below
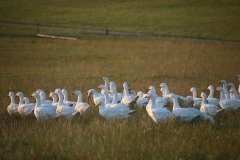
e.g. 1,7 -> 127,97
0,36 -> 240,159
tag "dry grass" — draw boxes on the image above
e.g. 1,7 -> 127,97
0,36 -> 240,159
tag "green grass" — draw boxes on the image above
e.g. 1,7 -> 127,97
0,36 -> 240,159
1,0 -> 240,158
0,0 -> 240,40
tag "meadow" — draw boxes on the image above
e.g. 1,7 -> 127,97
1,0 -> 240,159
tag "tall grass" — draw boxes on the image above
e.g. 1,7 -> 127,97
0,36 -> 240,159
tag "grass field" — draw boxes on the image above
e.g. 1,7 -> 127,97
0,0 -> 240,40
1,0 -> 240,159
0,36 -> 240,159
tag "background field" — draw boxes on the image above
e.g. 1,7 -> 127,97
0,0 -> 240,159
0,0 -> 240,40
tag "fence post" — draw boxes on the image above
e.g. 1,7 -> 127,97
105,23 -> 108,35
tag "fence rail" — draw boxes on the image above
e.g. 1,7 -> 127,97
0,20 -> 239,43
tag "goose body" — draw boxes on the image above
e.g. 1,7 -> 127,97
169,94 -> 215,126
97,90 -> 135,120
200,92 -> 221,116
74,90 -> 90,114
17,92 -> 34,117
7,92 -> 19,116
32,92 -> 56,121
55,89 -> 80,120
217,86 -> 240,110
136,91 -> 149,108
146,88 -> 172,123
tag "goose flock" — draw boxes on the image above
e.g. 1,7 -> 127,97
7,75 -> 240,127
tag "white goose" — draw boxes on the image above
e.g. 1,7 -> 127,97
99,85 -> 111,108
74,90 -> 90,114
168,94 -> 216,126
109,81 -> 123,102
190,87 -> 202,109
17,92 -> 34,117
146,89 -> 173,123
121,82 -> 135,106
55,88 -> 80,119
207,85 -> 220,106
227,83 -> 240,99
146,86 -> 167,112
49,92 -> 58,109
62,89 -> 76,107
7,92 -> 19,116
200,92 -> 221,116
136,91 -> 149,108
216,86 -> 240,110
97,89 -> 135,120
160,83 -> 190,107
32,92 -> 56,121
219,80 -> 230,99
235,74 -> 240,94
87,89 -> 104,106
36,89 -> 52,104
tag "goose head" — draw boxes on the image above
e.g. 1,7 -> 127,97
16,92 -> 24,98
227,83 -> 235,89
54,88 -> 62,95
219,80 -> 227,85
49,92 -> 56,98
207,85 -> 214,91
9,92 -> 15,97
216,86 -> 224,92
235,74 -> 240,79
103,76 -> 109,83
62,89 -> 68,96
159,83 -> 168,88
36,89 -> 44,94
74,90 -> 82,96
23,97 -> 30,104
31,92 -> 41,101
190,87 -> 196,93
137,91 -> 144,98
200,92 -> 207,99
129,89 -> 136,97
123,82 -> 129,89
87,89 -> 97,102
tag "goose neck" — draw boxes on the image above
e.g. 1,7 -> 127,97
10,95 -> 16,104
35,95 -> 41,108
192,89 -> 197,99
77,93 -> 83,103
172,96 -> 180,108
19,94 -> 24,105
57,92 -> 64,106
208,88 -> 214,98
